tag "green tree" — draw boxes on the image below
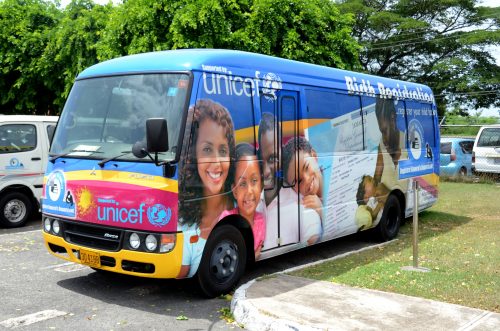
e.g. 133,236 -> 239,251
337,0 -> 500,115
0,0 -> 62,114
1,0 -> 361,115
41,0 -> 112,112
96,0 -> 181,59
97,0 -> 360,69
169,0 -> 251,49
238,0 -> 360,69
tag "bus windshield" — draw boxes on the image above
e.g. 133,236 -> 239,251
51,73 -> 190,162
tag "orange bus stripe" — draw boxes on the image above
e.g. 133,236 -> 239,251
44,170 -> 178,193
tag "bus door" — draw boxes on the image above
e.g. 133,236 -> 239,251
259,90 -> 300,250
277,91 -> 300,247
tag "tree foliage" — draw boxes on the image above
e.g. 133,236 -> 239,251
0,0 -> 61,114
235,0 -> 360,69
96,0 -> 179,59
0,0 -> 360,115
2,0 -> 497,116
337,0 -> 500,116
42,0 -> 112,109
169,0 -> 251,50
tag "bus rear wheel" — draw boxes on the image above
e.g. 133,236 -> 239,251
375,194 -> 402,242
197,225 -> 247,298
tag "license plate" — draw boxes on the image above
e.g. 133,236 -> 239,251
80,249 -> 101,268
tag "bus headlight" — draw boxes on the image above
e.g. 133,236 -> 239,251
129,233 -> 140,250
145,235 -> 158,252
160,234 -> 176,253
52,220 -> 61,235
44,218 -> 51,232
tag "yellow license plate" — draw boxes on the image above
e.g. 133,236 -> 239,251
80,249 -> 101,268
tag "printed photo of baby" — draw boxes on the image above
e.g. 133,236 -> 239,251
355,175 -> 389,231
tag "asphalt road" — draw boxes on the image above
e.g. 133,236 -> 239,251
0,215 -> 378,330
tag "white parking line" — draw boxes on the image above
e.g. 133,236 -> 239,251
54,263 -> 89,273
0,310 -> 67,329
39,262 -> 74,270
40,262 -> 89,273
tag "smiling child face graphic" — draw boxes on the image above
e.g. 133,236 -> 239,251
287,151 -> 321,197
232,156 -> 262,221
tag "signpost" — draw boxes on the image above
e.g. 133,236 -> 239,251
401,180 -> 431,273
399,112 -> 434,273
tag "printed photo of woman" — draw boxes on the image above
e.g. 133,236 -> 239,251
177,99 -> 236,278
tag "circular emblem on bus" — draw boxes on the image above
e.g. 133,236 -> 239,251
147,204 -> 172,227
262,72 -> 282,101
47,171 -> 65,202
408,119 -> 424,160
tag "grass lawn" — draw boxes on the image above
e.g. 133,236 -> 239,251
290,181 -> 500,312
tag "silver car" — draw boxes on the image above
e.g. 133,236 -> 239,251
472,125 -> 500,176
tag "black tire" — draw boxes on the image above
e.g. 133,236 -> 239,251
196,225 -> 247,298
374,194 -> 402,242
459,167 -> 467,177
0,191 -> 32,228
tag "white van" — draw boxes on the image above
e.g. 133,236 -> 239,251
472,124 -> 500,176
0,115 -> 58,227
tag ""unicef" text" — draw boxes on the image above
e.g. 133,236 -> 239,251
97,202 -> 145,224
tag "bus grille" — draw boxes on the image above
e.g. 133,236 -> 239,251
63,222 -> 122,251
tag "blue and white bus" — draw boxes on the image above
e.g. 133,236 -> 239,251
42,49 -> 439,296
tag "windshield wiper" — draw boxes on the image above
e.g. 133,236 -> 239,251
49,149 -> 102,163
98,151 -> 132,168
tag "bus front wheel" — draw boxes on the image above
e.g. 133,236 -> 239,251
375,194 -> 402,242
197,225 -> 247,298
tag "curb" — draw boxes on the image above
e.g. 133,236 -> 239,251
231,240 -> 397,330
231,278 -> 322,331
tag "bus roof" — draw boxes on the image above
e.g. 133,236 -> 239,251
78,49 -> 434,102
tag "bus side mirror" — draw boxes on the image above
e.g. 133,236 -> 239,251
146,118 -> 169,153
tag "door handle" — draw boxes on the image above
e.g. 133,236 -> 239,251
31,157 -> 41,161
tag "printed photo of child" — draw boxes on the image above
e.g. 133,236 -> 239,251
177,99 -> 236,278
355,175 -> 389,231
283,137 -> 324,218
282,136 -> 323,245
220,143 -> 265,259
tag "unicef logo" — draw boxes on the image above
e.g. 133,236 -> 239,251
147,204 -> 172,227
47,171 -> 65,202
262,72 -> 282,101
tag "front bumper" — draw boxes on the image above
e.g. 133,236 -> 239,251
43,231 -> 183,279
